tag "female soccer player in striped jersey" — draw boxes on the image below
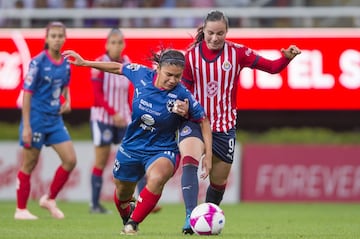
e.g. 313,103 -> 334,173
63,48 -> 212,235
178,10 -> 301,234
15,21 -> 77,220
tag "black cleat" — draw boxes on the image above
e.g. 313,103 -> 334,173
121,219 -> 139,235
121,201 -> 136,225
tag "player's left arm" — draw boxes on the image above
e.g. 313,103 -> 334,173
60,86 -> 71,114
254,45 -> 301,74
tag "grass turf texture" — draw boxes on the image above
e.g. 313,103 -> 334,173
1,201 -> 359,239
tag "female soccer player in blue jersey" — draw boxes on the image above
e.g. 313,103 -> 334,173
63,48 -> 212,235
15,21 -> 77,220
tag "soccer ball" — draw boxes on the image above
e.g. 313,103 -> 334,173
190,202 -> 225,235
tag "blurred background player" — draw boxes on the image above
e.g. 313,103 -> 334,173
63,48 -> 212,235
178,10 -> 301,234
15,21 -> 77,220
89,28 -> 131,214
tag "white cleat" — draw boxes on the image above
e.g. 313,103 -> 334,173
39,194 -> 65,219
14,208 -> 38,220
121,220 -> 139,235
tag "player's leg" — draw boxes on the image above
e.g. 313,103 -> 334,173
178,121 -> 204,234
113,179 -> 137,225
205,129 -> 236,205
90,144 -> 111,213
39,121 -> 76,219
39,140 -> 76,219
120,152 -> 177,235
90,121 -> 125,213
206,157 -> 231,205
14,147 -> 41,220
113,148 -> 143,235
15,119 -> 44,220
137,176 -> 162,213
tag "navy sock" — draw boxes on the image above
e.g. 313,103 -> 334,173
205,184 -> 225,205
181,164 -> 199,216
91,174 -> 102,208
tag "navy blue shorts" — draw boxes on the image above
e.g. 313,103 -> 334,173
178,121 -> 235,164
113,145 -> 180,182
90,120 -> 127,146
19,113 -> 70,150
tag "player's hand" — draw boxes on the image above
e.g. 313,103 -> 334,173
63,50 -> 86,66
281,45 -> 301,60
113,114 -> 128,128
22,125 -> 32,149
200,154 -> 212,180
173,98 -> 189,118
59,101 -> 71,114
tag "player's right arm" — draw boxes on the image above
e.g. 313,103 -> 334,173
63,50 -> 123,75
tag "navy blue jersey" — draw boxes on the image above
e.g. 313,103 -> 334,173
23,50 -> 71,115
121,63 -> 205,155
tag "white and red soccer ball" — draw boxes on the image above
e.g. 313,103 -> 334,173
190,202 -> 225,235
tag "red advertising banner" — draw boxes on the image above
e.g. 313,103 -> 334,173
1,28 -> 360,109
241,144 -> 360,202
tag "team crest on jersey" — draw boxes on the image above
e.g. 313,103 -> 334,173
166,99 -> 176,113
207,81 -> 219,97
126,63 -> 140,71
245,48 -> 253,56
222,60 -> 232,71
180,125 -> 192,137
102,129 -> 112,142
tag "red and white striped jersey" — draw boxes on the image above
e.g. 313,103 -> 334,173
90,54 -> 132,125
182,41 -> 258,132
182,40 -> 290,132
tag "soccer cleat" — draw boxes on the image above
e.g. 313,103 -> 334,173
90,204 -> 112,214
14,208 -> 38,220
39,194 -> 64,219
182,214 -> 194,235
121,201 -> 136,225
121,219 -> 139,235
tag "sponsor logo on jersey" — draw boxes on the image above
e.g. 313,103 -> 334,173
141,114 -> 155,126
140,114 -> 156,132
140,99 -> 152,108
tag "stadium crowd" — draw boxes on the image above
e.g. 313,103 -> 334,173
0,0 -> 289,28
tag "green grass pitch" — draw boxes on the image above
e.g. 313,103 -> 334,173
1,201 -> 360,239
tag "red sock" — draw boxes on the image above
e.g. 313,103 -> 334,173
49,166 -> 71,199
16,171 -> 31,209
131,187 -> 161,223
92,167 -> 103,177
113,189 -> 132,218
